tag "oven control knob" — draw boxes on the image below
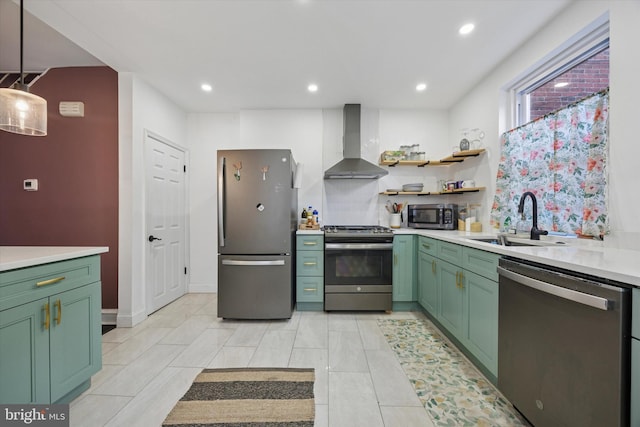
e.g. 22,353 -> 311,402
357,286 -> 362,292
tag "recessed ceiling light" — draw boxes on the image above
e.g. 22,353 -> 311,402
201,83 -> 213,92
416,83 -> 427,92
554,82 -> 569,88
307,83 -> 318,93
459,23 -> 475,35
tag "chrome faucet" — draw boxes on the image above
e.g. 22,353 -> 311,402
517,191 -> 548,240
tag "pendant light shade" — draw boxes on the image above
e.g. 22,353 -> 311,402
0,87 -> 47,136
0,0 -> 47,137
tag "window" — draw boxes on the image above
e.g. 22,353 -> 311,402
493,14 -> 610,237
521,44 -> 609,123
507,13 -> 609,128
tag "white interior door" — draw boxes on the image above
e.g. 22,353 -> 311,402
145,131 -> 187,313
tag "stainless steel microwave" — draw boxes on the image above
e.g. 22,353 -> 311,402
407,204 -> 458,230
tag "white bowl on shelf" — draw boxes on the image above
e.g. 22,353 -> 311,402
402,183 -> 424,192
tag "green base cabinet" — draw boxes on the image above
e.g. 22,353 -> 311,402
416,238 -> 499,380
0,298 -> 51,403
392,235 -> 416,303
632,338 -> 639,426
632,288 -> 639,426
438,259 -> 464,338
0,255 -> 102,404
463,269 -> 498,375
296,234 -> 324,310
417,251 -> 437,316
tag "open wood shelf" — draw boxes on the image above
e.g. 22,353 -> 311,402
380,187 -> 486,196
379,148 -> 485,167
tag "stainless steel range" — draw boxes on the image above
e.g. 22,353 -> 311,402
323,225 -> 393,311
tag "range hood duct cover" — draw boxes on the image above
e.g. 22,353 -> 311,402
324,104 -> 389,179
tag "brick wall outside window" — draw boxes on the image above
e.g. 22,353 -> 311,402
529,48 -> 609,121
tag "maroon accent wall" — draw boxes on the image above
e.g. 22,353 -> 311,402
0,66 -> 119,309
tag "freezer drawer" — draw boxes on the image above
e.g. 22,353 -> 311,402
218,255 -> 293,319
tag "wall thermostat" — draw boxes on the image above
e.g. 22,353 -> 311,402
23,179 -> 38,191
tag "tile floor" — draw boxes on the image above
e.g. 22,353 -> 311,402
70,293 -> 496,426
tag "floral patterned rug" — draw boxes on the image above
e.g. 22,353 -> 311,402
377,318 -> 530,427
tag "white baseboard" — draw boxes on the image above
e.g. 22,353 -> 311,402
116,308 -> 147,328
101,309 -> 118,325
188,283 -> 217,293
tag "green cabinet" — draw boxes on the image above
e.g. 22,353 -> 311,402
463,269 -> 499,375
417,251 -> 437,316
296,234 -> 324,309
416,237 -> 499,379
0,255 -> 102,404
417,236 -> 439,316
632,338 -> 639,427
632,288 -> 639,426
0,298 -> 50,403
392,235 -> 416,303
438,259 -> 465,338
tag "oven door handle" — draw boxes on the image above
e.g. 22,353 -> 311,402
497,266 -> 611,311
325,243 -> 393,250
222,259 -> 286,266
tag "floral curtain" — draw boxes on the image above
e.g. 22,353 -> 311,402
490,89 -> 609,237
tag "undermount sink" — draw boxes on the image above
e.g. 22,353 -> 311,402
467,235 -> 569,247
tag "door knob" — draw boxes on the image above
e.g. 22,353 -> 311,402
148,235 -> 162,242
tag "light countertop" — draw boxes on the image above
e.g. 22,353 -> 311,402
296,230 -> 324,235
393,229 -> 640,287
0,246 -> 109,272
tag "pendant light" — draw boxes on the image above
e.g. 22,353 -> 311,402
0,0 -> 47,136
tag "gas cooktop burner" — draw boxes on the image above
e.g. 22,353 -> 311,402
322,225 -> 393,234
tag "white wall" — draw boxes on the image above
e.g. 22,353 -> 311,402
187,109 -> 323,292
448,1 -> 639,249
186,107 -> 451,289
118,73 -> 188,326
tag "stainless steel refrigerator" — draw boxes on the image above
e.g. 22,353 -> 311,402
217,149 -> 298,319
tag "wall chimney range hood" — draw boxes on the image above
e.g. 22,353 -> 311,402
324,104 -> 388,179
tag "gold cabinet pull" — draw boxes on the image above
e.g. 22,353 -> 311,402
432,259 -> 436,274
303,288 -> 317,292
43,303 -> 50,330
54,299 -> 62,325
303,262 -> 317,266
303,241 -> 317,246
422,243 -> 430,250
36,276 -> 65,287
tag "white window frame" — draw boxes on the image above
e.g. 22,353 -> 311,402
505,12 -> 609,129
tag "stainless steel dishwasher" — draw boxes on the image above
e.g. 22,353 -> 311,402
498,257 -> 631,427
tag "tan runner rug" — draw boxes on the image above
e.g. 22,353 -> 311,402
162,367 -> 315,427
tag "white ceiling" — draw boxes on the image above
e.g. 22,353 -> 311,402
0,0 -> 571,113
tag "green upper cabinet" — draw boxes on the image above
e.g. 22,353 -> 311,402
392,235 -> 416,302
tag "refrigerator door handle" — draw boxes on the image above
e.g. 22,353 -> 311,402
222,259 -> 286,266
218,156 -> 225,247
